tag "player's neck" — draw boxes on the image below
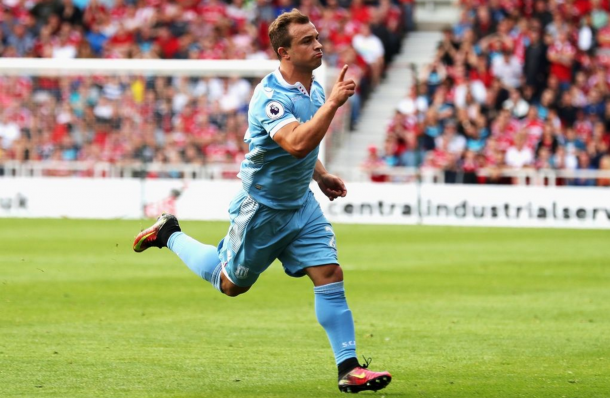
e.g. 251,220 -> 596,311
279,64 -> 313,93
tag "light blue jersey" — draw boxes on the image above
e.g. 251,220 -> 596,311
214,67 -> 337,287
239,69 -> 326,210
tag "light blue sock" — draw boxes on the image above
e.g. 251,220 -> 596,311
167,232 -> 223,292
314,281 -> 357,365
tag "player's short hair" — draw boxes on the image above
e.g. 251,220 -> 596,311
268,9 -> 310,60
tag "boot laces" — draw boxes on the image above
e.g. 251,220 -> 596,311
361,356 -> 372,369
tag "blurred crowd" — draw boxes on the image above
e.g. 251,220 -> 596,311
365,0 -> 610,186
0,0 -> 410,176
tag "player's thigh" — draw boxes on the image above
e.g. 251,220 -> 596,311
219,193 -> 297,286
279,192 -> 339,277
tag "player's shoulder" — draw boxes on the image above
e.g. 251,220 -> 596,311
254,71 -> 287,99
251,71 -> 293,113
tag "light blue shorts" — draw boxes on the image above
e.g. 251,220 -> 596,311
217,189 -> 338,287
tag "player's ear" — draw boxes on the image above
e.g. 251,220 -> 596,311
278,46 -> 290,60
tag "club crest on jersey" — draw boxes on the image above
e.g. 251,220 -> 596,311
265,101 -> 284,120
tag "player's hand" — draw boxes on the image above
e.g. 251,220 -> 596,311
317,173 -> 347,201
327,65 -> 357,109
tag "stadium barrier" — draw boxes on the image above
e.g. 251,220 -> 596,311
1,178 -> 609,229
5,161 -> 610,186
351,166 -> 610,185
0,160 -> 241,179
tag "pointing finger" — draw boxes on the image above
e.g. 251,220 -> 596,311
337,64 -> 348,82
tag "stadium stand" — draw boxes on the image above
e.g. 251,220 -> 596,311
0,0 -> 408,178
370,0 -> 610,186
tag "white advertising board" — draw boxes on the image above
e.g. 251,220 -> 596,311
0,178 -> 141,219
419,184 -> 610,228
1,178 -> 609,229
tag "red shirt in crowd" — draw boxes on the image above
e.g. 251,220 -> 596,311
350,1 -> 371,24
198,0 -> 227,25
597,25 -> 610,48
522,118 -> 544,148
574,119 -> 593,142
547,40 -> 576,83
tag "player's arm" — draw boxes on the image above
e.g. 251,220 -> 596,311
273,65 -> 356,159
313,159 -> 347,201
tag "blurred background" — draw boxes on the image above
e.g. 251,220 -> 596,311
0,0 -> 609,228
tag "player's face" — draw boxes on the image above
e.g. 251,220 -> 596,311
285,22 -> 323,70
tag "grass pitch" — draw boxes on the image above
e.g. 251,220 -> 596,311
1,218 -> 609,397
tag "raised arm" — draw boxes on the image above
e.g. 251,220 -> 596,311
273,65 -> 356,159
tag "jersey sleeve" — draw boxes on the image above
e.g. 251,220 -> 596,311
250,88 -> 297,138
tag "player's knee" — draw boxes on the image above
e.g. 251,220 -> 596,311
219,270 -> 251,297
222,282 -> 250,297
327,265 -> 343,283
308,264 -> 344,286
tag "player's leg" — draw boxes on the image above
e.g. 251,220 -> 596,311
305,264 -> 359,370
133,213 -> 225,293
306,264 -> 390,392
280,191 -> 391,393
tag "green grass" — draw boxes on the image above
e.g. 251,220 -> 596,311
1,219 -> 609,397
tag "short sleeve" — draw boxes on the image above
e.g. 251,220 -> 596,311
250,89 -> 297,138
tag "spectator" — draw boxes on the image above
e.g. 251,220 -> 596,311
597,155 -> 610,186
436,120 -> 466,156
472,6 -> 493,38
361,144 -> 389,182
536,122 -> 560,157
463,118 -> 487,152
420,57 -> 447,98
454,63 -> 487,108
82,0 -> 108,29
523,26 -> 549,96
502,88 -> 530,119
352,23 -> 385,88
578,14 -> 594,53
492,44 -> 523,89
453,9 -> 472,40
107,22 -> 134,58
584,88 -> 606,119
382,136 -> 401,167
85,23 -> 108,56
58,0 -> 83,27
591,0 -> 609,30
399,0 -> 414,33
6,23 -> 35,56
547,30 -> 576,90
505,131 -> 534,168
52,28 -> 77,59
0,113 -> 20,150
572,151 -> 597,186
437,26 -> 459,66
30,0 -> 63,27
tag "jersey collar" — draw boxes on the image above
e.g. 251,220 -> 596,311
273,68 -> 315,96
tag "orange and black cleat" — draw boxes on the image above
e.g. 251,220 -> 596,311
133,213 -> 181,253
